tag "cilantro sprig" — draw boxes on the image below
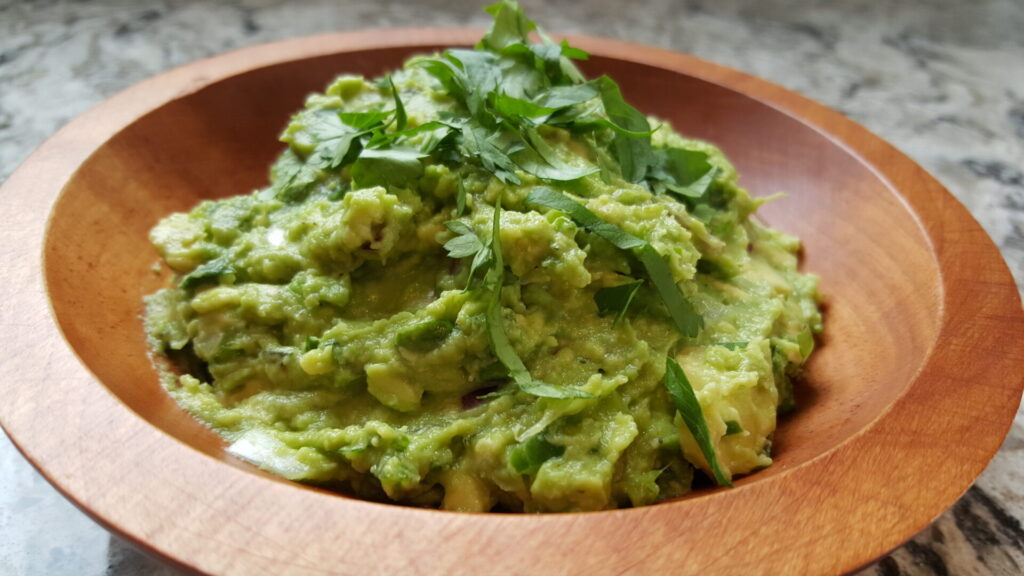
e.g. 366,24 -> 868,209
482,198 -> 594,399
387,75 -> 407,131
280,0 -> 721,206
443,199 -> 593,399
525,187 -> 703,337
417,1 -> 657,187
442,220 -> 491,289
308,110 -> 390,170
664,357 -> 732,487
278,93 -> 428,199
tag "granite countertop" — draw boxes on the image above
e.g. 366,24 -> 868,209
1,0 -> 1022,574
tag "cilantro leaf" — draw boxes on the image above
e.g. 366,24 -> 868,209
416,57 -> 462,96
648,148 -> 717,198
384,121 -> 456,154
487,83 -> 598,135
300,109 -> 394,176
307,111 -> 364,169
724,420 -> 744,436
509,433 -> 564,474
416,2 -> 681,195
513,128 -> 599,181
534,29 -> 587,84
480,0 -> 536,52
558,39 -> 589,61
555,103 -> 655,139
443,221 -> 483,257
337,110 -> 390,131
492,93 -> 557,124
396,319 -> 455,352
484,198 -> 593,399
595,76 -> 654,182
634,244 -> 703,338
524,187 -> 645,250
664,357 -> 732,487
387,76 -> 407,131
303,336 -> 320,351
525,188 -> 703,337
535,83 -> 598,109
271,150 -> 319,201
449,49 -> 505,122
443,220 -> 490,289
180,257 -> 234,290
525,43 -> 561,67
455,177 -> 468,216
458,120 -> 522,184
418,3 -> 640,188
594,280 -> 643,325
350,148 -> 427,189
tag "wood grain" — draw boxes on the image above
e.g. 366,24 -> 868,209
0,29 -> 1021,575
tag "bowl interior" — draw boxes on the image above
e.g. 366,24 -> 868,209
43,47 -> 942,495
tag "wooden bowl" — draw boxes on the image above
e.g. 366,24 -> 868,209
1,29 -> 1022,575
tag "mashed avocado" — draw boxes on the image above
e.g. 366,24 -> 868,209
145,1 -> 821,512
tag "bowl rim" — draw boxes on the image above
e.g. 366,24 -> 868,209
1,28 -> 1022,575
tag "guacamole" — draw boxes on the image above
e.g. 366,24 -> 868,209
144,1 -> 821,512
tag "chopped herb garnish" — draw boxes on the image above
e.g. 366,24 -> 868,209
523,187 -> 644,249
594,280 -> 643,325
634,244 -> 704,338
303,336 -> 321,352
443,220 -> 491,289
179,257 -> 234,290
272,151 -> 319,201
724,420 -> 744,436
479,0 -> 535,52
647,147 -> 717,199
455,176 -> 469,216
535,83 -> 598,110
483,197 -> 593,399
509,433 -> 564,474
492,93 -> 558,124
387,76 -> 407,132
664,357 -> 732,487
442,221 -> 484,258
396,319 -> 455,352
350,147 -> 427,189
278,0 -> 729,218
594,76 -> 654,183
414,2 -> 635,186
306,112 -> 363,170
525,187 -> 703,337
513,127 -> 600,181
455,118 -> 523,184
337,110 -> 392,132
144,0 -> 823,513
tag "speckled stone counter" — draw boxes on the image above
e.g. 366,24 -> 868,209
1,1 -> 1021,574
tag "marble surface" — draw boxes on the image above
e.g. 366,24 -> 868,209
1,0 -> 1022,574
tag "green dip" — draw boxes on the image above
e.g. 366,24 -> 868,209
144,1 -> 822,512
